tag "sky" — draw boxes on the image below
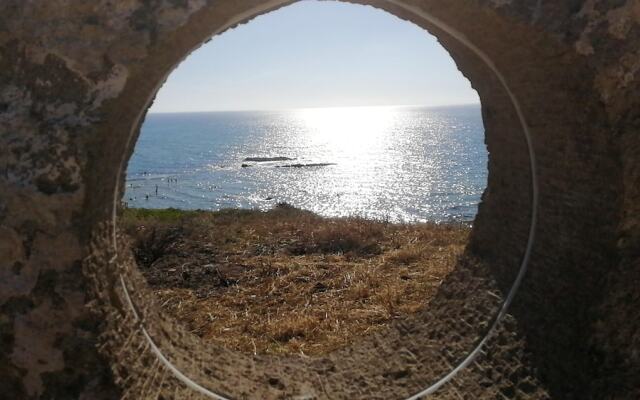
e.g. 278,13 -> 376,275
149,0 -> 479,113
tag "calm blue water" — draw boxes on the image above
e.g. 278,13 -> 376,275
124,105 -> 487,222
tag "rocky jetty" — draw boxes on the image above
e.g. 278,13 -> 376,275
243,156 -> 294,162
277,162 -> 336,168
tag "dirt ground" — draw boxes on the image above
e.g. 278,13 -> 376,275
120,205 -> 470,356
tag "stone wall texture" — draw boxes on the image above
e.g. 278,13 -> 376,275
0,0 -> 638,399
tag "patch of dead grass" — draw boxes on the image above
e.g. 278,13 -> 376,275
120,205 -> 470,356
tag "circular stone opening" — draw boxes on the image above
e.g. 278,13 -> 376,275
118,0 -> 487,359
82,1 -> 540,398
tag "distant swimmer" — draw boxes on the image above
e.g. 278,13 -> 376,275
155,185 -> 158,195
145,194 -> 149,200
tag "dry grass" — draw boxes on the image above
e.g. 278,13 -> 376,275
120,204 -> 470,356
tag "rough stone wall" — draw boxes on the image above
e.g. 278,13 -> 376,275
472,1 -> 640,397
583,1 -> 640,396
0,0 -> 638,399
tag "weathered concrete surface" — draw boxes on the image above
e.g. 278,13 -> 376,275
1,0 -> 638,399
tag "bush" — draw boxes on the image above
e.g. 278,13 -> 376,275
286,219 -> 384,256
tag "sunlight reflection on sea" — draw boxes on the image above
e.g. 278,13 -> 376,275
124,105 -> 487,223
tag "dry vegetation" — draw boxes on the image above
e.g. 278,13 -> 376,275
120,204 -> 470,356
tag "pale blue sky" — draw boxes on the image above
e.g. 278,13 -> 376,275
149,0 -> 479,113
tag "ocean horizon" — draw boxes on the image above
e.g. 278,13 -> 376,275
124,104 -> 487,223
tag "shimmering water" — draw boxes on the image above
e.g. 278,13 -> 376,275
124,105 -> 487,222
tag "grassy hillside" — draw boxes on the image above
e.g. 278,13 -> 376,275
120,205 -> 470,355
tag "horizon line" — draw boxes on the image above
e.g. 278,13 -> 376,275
147,102 -> 481,115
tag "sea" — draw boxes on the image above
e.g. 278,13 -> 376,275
124,104 -> 487,223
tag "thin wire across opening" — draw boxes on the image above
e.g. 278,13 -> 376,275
110,1 -> 538,398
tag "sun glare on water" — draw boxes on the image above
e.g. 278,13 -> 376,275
126,104 -> 485,222
296,106 -> 397,150
295,106 -> 400,175
287,106 -> 409,218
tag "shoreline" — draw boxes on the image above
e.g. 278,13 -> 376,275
121,203 -> 477,226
